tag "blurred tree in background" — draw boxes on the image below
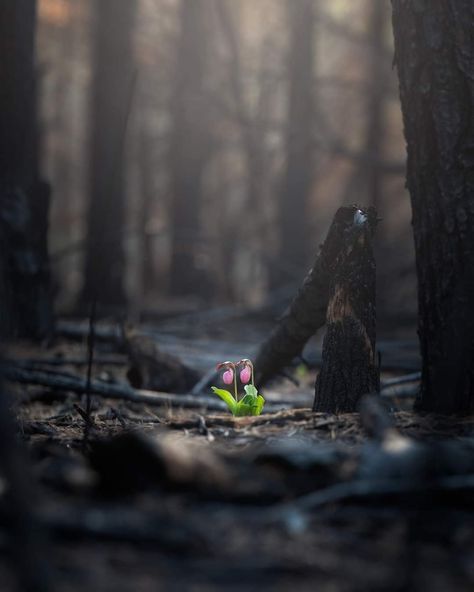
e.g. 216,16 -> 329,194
168,0 -> 214,297
81,0 -> 137,309
275,0 -> 315,287
0,0 -> 52,339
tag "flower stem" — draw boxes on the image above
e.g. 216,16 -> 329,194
234,372 -> 238,402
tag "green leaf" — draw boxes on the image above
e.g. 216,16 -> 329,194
254,395 -> 265,415
240,393 -> 256,405
234,402 -> 254,417
212,384 -> 265,417
234,393 -> 266,416
244,384 -> 258,398
211,387 -> 237,414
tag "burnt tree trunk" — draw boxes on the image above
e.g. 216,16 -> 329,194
0,0 -> 53,340
274,0 -> 315,286
392,1 -> 474,414
313,208 -> 379,413
255,206 -> 372,386
168,0 -> 212,297
81,0 -> 137,309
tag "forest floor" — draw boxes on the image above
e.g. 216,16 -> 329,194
1,316 -> 473,591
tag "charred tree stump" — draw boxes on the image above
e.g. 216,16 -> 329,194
255,206 -> 372,386
313,208 -> 379,412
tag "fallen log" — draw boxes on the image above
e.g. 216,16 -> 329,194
313,207 -> 379,412
6,355 -> 126,367
4,364 -> 295,413
255,206 -> 372,386
122,325 -> 200,393
3,365 -> 226,412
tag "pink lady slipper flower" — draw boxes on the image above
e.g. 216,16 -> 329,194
216,361 -> 238,399
212,358 -> 264,416
238,359 -> 254,386
240,366 -> 251,384
223,368 -> 234,385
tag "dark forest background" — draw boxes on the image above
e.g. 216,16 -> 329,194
36,0 -> 415,328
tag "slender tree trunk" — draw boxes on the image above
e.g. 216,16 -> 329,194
275,0 -> 315,286
0,0 -> 53,339
365,0 -> 388,210
139,122 -> 156,296
168,0 -> 211,296
81,0 -> 136,309
392,1 -> 474,414
340,1 -> 389,210
215,0 -> 274,302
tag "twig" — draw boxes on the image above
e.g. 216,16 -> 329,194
381,372 -> 421,387
191,367 -> 218,395
84,299 -> 97,443
381,383 -> 419,399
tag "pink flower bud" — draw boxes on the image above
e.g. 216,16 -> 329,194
222,369 -> 234,385
240,366 -> 251,384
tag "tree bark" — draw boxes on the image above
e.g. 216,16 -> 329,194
81,0 -> 137,309
0,0 -> 53,340
313,208 -> 379,413
275,0 -> 315,286
168,0 -> 212,297
391,1 -> 474,414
